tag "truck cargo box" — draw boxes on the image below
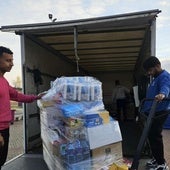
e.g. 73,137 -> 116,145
1,9 -> 160,163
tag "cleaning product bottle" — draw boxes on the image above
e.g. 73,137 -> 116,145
66,142 -> 76,164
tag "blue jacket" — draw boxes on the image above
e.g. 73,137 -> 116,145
143,70 -> 170,113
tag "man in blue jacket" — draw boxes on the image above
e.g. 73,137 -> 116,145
142,56 -> 170,170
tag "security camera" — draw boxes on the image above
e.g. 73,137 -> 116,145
48,14 -> 57,22
48,14 -> 53,20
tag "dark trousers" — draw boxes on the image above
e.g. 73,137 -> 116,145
0,128 -> 9,169
147,111 -> 169,165
116,98 -> 127,120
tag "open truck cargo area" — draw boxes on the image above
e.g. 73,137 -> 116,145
0,9 -> 161,170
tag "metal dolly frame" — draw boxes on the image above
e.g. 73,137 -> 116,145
130,98 -> 170,170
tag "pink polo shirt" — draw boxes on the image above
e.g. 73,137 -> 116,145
0,76 -> 39,130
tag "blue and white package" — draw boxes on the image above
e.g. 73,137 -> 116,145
84,114 -> 103,127
90,83 -> 102,101
64,83 -> 77,101
77,84 -> 90,101
58,103 -> 84,117
41,76 -> 103,103
57,100 -> 104,118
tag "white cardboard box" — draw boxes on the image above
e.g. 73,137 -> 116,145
87,120 -> 122,149
92,141 -> 123,169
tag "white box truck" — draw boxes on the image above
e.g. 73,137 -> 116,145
0,9 -> 161,169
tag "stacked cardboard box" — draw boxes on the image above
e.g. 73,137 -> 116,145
38,76 -> 123,170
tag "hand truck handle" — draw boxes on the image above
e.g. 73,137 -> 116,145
139,98 -> 170,114
130,98 -> 170,170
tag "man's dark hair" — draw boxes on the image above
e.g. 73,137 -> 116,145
0,46 -> 13,57
143,56 -> 161,71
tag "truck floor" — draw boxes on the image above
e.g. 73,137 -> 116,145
2,154 -> 48,170
2,154 -> 149,170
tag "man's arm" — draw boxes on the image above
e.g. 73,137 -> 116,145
9,85 -> 41,103
155,76 -> 170,101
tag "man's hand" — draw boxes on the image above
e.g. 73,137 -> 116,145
37,91 -> 47,100
0,133 -> 4,147
155,93 -> 165,102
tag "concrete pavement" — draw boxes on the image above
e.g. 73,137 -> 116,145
7,120 -> 24,161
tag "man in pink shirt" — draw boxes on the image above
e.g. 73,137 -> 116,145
0,46 -> 43,169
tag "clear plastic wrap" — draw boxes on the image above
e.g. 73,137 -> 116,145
56,101 -> 104,118
41,76 -> 103,103
40,106 -> 123,168
38,76 -> 124,170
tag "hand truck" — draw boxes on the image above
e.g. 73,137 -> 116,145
129,98 -> 170,170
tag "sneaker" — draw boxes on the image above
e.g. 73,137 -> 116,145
150,163 -> 169,170
146,158 -> 157,167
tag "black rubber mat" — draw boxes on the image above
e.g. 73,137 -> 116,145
2,154 -> 48,170
119,120 -> 151,158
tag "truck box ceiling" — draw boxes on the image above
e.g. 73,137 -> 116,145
1,9 -> 161,74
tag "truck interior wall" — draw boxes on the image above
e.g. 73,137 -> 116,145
22,29 -> 152,151
93,71 -> 135,120
24,36 -> 87,94
24,36 -> 137,104
23,36 -> 86,151
94,71 -> 134,105
134,30 -> 151,84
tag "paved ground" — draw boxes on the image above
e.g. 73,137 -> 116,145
7,120 -> 24,161
7,119 -> 170,169
162,129 -> 170,166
